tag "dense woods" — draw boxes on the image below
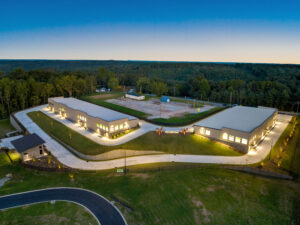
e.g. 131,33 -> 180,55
0,60 -> 299,119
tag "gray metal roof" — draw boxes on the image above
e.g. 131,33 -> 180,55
11,133 -> 45,153
194,106 -> 277,133
52,97 -> 137,122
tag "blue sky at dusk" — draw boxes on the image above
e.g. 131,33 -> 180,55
1,0 -> 300,63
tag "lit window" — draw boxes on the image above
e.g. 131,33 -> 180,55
106,127 -> 108,131
120,124 -> 123,129
242,138 -> 248,145
200,127 -> 204,134
100,124 -> 103,129
222,133 -> 228,140
115,125 -> 119,130
229,135 -> 234,141
124,122 -> 128,128
110,125 -> 114,132
205,129 -> 210,135
235,137 -> 241,143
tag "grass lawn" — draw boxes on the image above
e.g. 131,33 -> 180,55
0,153 -> 299,225
80,93 -> 148,118
151,106 -> 224,125
262,116 -> 300,175
0,119 -> 15,138
28,111 -> 241,156
0,201 -> 98,225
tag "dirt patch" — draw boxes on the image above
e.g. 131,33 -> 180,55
206,186 -> 215,192
131,173 -> 150,179
92,94 -> 114,99
192,197 -> 212,223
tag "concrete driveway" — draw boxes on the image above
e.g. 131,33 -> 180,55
13,105 -> 291,170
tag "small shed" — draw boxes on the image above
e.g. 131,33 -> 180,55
11,133 -> 46,161
161,96 -> 171,103
125,92 -> 145,100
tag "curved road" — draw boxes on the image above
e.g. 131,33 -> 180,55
0,187 -> 127,225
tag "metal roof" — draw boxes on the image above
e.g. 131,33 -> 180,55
194,106 -> 277,133
51,97 -> 137,122
11,133 -> 45,153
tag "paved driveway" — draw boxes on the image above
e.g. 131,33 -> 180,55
13,106 -> 291,170
0,187 -> 127,225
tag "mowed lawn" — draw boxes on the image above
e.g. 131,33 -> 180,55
0,153 -> 299,225
0,118 -> 15,138
0,201 -> 97,225
28,111 -> 241,156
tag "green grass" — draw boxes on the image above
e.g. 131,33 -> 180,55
0,152 -> 299,225
281,117 -> 300,175
0,201 -> 98,225
0,119 -> 15,138
171,98 -> 204,108
151,106 -> 224,124
28,111 -> 241,156
80,93 -> 148,118
267,116 -> 300,175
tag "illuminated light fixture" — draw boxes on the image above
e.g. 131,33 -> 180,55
242,138 -> 248,145
205,129 -> 210,135
222,133 -> 228,140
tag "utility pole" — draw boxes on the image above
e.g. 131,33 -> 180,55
124,150 -> 127,174
160,102 -> 162,118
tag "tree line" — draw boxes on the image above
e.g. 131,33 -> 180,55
0,64 -> 299,119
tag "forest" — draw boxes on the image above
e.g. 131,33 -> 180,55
0,60 -> 299,119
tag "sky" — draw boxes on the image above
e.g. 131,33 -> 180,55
0,0 -> 300,64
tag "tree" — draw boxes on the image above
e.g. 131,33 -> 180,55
137,77 -> 150,93
188,75 -> 210,99
150,81 -> 168,97
108,77 -> 119,90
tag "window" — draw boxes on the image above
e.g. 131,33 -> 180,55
229,135 -> 234,141
124,122 -> 129,128
200,127 -> 204,134
242,138 -> 248,145
110,125 -> 114,132
235,137 -> 241,143
115,125 -> 119,130
205,129 -> 210,135
120,124 -> 123,129
40,149 -> 43,155
222,133 -> 228,140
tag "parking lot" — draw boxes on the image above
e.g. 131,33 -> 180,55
107,98 -> 215,119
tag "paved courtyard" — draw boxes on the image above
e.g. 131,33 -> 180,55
10,105 -> 291,170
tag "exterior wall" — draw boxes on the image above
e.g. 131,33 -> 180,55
21,144 -> 45,161
193,110 -> 277,153
193,126 -> 249,152
48,98 -> 138,138
249,110 -> 277,147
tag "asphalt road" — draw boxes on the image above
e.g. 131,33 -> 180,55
0,187 -> 127,225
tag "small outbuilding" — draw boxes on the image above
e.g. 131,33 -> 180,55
161,96 -> 171,103
125,92 -> 145,100
11,133 -> 46,161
